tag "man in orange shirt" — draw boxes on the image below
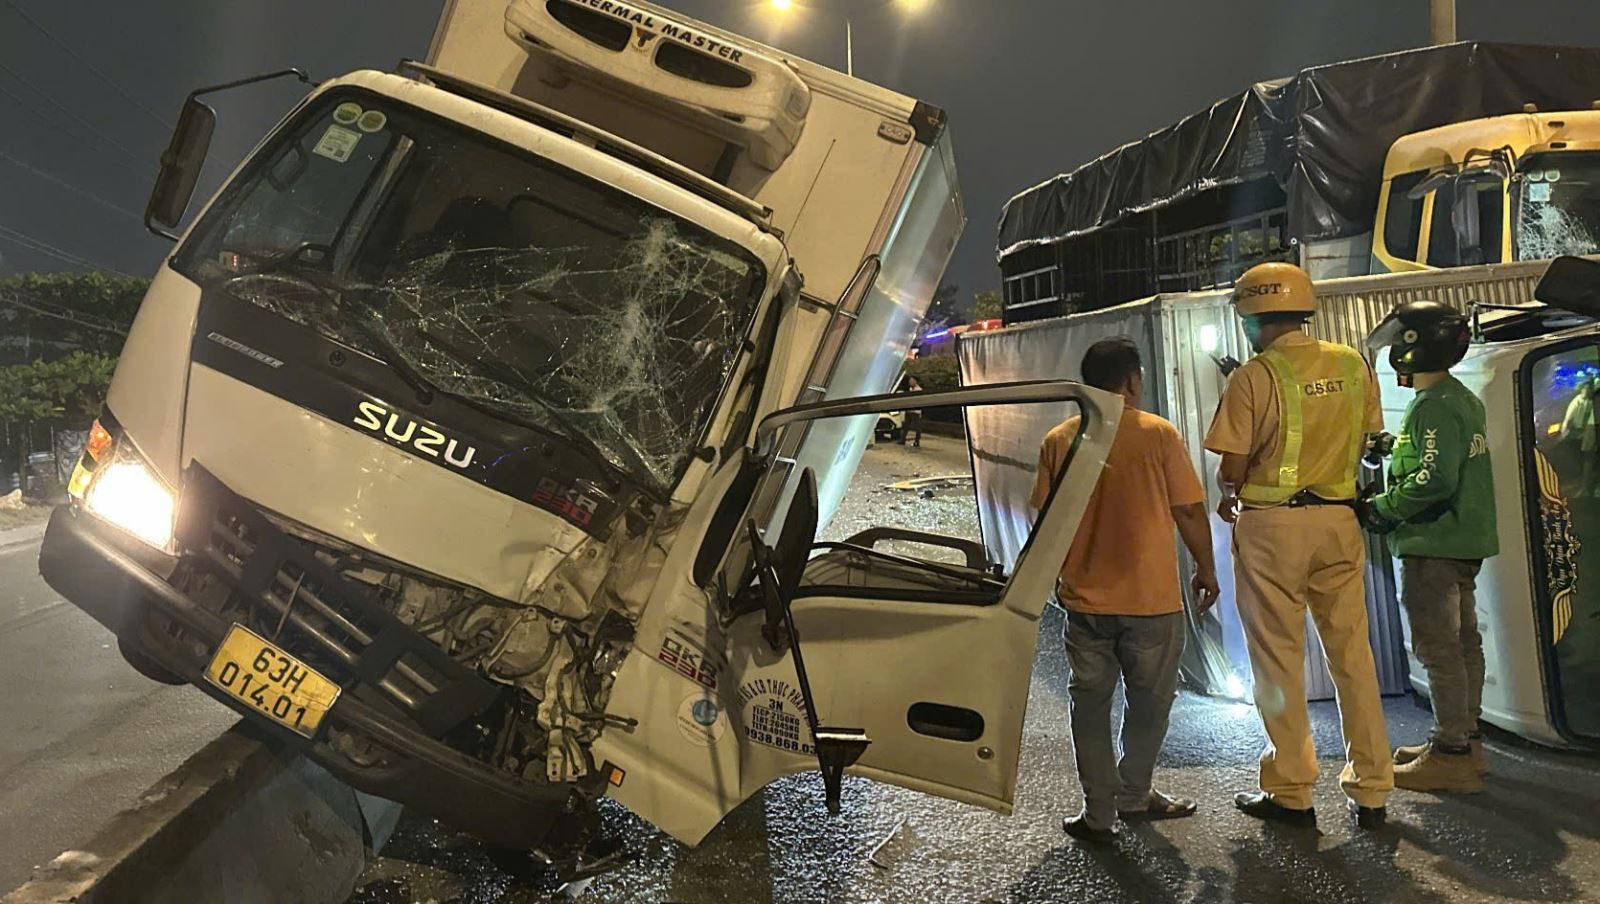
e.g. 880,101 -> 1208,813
1032,338 -> 1220,844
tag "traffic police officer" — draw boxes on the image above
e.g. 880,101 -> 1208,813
1204,262 -> 1394,830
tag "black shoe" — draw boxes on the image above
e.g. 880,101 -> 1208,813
1348,800 -> 1387,830
1234,791 -> 1316,828
1062,815 -> 1118,844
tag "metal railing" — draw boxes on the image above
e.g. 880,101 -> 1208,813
1154,207 -> 1292,293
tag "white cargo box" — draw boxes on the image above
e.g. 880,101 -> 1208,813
429,0 -> 965,529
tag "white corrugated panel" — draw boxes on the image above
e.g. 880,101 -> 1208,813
1309,259 -> 1547,348
958,302 -> 1156,572
960,259 -> 1549,701
958,300 -> 1234,697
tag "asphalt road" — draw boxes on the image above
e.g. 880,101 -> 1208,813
0,527 -> 236,893
353,434 -> 1600,904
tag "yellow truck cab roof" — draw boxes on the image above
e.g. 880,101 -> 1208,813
1384,108 -> 1600,177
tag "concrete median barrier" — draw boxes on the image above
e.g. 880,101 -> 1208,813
3,722 -> 401,904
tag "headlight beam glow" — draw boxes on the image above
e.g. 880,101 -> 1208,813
86,460 -> 176,549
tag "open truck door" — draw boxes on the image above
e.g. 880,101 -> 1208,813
722,381 -> 1120,818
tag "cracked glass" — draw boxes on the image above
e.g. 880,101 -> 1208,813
1515,152 -> 1600,261
175,89 -> 766,491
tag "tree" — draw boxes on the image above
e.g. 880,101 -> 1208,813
0,270 -> 135,488
973,289 -> 1002,321
0,353 -> 116,494
0,272 -> 144,363
904,355 -> 960,393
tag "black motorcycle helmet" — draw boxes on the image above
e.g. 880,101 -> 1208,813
1366,300 -> 1470,387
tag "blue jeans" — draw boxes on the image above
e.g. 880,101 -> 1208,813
1065,610 -> 1186,829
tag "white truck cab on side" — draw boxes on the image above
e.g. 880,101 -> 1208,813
40,0 -> 1120,861
1376,258 -> 1600,750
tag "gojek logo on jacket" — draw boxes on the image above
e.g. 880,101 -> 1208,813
1415,428 -> 1439,485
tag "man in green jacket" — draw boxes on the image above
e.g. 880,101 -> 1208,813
1360,300 -> 1499,793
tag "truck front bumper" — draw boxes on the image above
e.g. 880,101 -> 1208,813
39,502 -> 580,850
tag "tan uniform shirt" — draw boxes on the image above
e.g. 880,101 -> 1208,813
1203,331 -> 1383,502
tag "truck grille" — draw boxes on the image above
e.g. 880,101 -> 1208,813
175,465 -> 499,736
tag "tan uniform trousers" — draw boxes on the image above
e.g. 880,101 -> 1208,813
1233,504 -> 1394,809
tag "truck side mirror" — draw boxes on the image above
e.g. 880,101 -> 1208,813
141,67 -> 314,241
145,98 -> 217,239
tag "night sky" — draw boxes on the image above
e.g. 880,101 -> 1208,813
5,0 -> 1600,307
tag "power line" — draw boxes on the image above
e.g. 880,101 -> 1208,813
0,224 -> 105,269
0,62 -> 152,173
0,0 -> 175,133
0,236 -> 131,280
0,290 -> 131,336
0,149 -> 143,223
0,81 -> 150,182
0,223 -> 138,278
0,280 -> 130,331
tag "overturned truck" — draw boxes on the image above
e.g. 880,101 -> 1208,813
962,257 -> 1600,750
39,0 -> 1120,861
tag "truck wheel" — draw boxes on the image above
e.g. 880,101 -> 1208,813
118,637 -> 185,685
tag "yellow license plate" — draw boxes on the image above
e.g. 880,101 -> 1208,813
204,624 -> 340,738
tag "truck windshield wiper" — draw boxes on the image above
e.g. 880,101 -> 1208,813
233,241 -> 337,280
219,267 -> 436,410
245,274 -> 656,496
347,318 -> 439,406
408,325 -> 660,497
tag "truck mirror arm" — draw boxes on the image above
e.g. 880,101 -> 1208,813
743,516 -> 869,815
145,68 -> 315,242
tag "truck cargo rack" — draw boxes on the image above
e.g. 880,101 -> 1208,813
398,59 -> 774,228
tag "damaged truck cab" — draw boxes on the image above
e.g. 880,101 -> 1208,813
40,0 -> 1118,856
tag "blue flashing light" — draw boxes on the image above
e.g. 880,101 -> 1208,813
922,328 -> 951,342
1549,360 -> 1600,396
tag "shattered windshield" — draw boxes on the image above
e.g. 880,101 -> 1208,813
1514,151 -> 1600,261
173,89 -> 766,491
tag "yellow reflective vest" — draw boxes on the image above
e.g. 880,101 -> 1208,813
1239,340 -> 1370,506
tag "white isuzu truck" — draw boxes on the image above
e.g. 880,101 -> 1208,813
40,0 -> 1118,862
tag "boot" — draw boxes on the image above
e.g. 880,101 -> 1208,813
1400,736 -> 1491,775
1393,742 -> 1483,793
1393,741 -> 1428,765
1347,799 -> 1387,831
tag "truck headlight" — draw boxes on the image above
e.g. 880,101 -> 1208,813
71,418 -> 177,551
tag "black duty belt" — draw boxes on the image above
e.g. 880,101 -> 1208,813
1284,490 -> 1355,509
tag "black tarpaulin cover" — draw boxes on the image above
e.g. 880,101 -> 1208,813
998,42 -> 1600,260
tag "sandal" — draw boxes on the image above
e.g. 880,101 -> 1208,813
1119,789 -> 1197,820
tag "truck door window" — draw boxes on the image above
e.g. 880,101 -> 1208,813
206,107 -> 398,264
784,400 -> 1010,606
1428,178 -> 1504,267
1515,151 -> 1600,261
1474,180 -> 1506,264
1383,170 -> 1427,261
1524,339 -> 1600,743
